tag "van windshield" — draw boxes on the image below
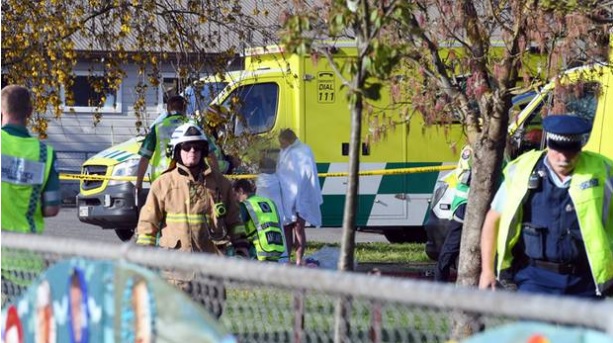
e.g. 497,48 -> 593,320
224,83 -> 279,135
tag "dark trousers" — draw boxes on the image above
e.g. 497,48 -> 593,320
514,265 -> 601,299
434,220 -> 463,282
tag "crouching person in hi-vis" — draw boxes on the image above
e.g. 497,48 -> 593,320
135,122 -> 249,317
233,179 -> 288,262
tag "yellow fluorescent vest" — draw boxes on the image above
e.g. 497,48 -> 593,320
150,116 -> 185,181
1,130 -> 53,233
497,150 -> 613,295
243,196 -> 285,261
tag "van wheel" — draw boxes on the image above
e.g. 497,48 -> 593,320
114,228 -> 135,242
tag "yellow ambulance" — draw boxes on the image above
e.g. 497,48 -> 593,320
208,42 -> 467,243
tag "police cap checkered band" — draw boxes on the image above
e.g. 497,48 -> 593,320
546,132 -> 583,144
546,132 -> 583,152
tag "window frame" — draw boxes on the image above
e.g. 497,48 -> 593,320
62,71 -> 123,114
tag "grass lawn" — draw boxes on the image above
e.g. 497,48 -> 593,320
217,241 -> 441,339
304,242 -> 430,264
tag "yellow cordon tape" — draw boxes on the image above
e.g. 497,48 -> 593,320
59,165 -> 455,182
59,174 -> 149,182
318,165 -> 455,178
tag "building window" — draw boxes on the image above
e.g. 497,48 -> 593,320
63,73 -> 122,113
1,74 -> 8,89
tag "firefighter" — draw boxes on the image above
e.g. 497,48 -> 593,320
135,122 -> 249,315
233,179 -> 288,262
480,114 -> 613,298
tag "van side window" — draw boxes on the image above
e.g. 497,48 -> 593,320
226,83 -> 279,135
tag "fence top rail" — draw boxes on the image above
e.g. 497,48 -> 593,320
3,232 -> 613,333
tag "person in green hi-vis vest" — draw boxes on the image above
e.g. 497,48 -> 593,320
480,115 -> 613,298
1,85 -> 61,305
233,179 -> 288,262
434,145 -> 473,282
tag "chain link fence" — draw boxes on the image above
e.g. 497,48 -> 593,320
2,232 -> 613,342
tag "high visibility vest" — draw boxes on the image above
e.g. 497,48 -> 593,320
150,115 -> 185,181
1,130 -> 53,233
450,145 -> 473,221
497,150 -> 613,295
243,196 -> 286,261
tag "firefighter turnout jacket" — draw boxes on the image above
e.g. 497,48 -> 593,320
136,163 -> 247,278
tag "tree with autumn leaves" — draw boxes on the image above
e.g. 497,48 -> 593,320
1,0 -> 281,138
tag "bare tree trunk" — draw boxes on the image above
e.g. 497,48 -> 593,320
452,96 -> 510,339
335,4 -> 369,339
334,55 -> 365,343
337,82 -> 364,272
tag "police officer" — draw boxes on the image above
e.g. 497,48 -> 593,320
233,179 -> 288,262
479,114 -> 613,298
434,145 -> 473,282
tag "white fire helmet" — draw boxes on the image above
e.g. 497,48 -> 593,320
167,122 -> 209,159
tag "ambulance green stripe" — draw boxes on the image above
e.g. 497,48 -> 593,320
377,162 -> 442,194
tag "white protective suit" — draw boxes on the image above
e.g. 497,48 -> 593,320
276,139 -> 323,227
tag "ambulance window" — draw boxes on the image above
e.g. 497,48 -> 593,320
183,81 -> 228,115
546,82 -> 599,123
227,83 -> 279,135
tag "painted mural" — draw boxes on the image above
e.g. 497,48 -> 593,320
1,259 -> 236,343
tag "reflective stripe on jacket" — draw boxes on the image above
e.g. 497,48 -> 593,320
497,150 -> 613,295
243,196 -> 286,261
1,130 -> 53,233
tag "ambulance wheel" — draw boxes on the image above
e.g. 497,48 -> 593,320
114,228 -> 135,242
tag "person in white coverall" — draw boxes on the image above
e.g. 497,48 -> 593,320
276,129 -> 323,265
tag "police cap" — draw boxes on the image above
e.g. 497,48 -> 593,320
542,114 -> 591,152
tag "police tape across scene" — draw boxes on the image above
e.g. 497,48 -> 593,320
59,165 -> 456,181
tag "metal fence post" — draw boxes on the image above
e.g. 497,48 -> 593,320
293,289 -> 305,343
